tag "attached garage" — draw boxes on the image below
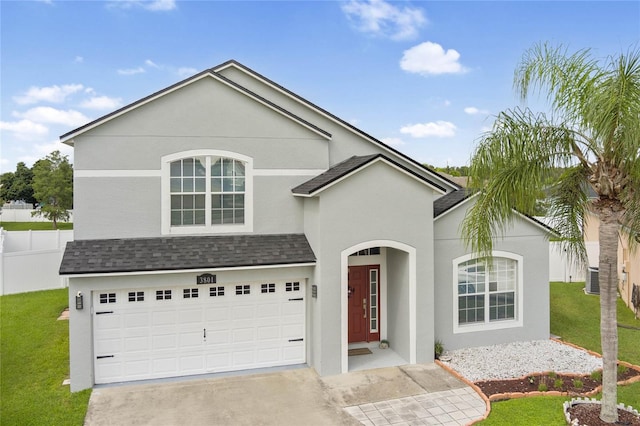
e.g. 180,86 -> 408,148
60,234 -> 316,390
93,281 -> 306,384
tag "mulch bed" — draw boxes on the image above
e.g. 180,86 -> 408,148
567,404 -> 640,425
474,367 -> 640,425
475,367 -> 640,398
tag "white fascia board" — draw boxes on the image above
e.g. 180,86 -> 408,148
293,157 -> 446,198
61,262 -> 316,278
61,72 -> 331,144
216,62 -> 458,192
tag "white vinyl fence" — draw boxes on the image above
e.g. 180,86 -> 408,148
0,208 -> 74,222
0,228 -> 73,295
549,241 -> 588,282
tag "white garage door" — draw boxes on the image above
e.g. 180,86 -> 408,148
93,280 -> 305,384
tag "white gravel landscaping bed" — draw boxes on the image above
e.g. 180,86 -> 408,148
440,339 -> 603,382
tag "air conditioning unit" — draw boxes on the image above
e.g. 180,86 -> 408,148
585,267 -> 599,294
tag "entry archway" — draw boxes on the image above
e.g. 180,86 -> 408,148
340,240 -> 416,373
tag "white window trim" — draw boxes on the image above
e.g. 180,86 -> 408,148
452,251 -> 524,334
161,150 -> 253,235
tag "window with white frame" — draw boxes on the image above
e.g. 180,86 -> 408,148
453,252 -> 523,333
162,151 -> 253,234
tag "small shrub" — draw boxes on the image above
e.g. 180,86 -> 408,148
434,340 -> 444,359
590,370 -> 602,381
548,371 -> 557,379
553,378 -> 563,389
573,379 -> 584,389
538,383 -> 548,392
618,365 -> 628,376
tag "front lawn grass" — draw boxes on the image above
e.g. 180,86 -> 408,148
478,282 -> 640,425
0,289 -> 90,425
0,221 -> 73,231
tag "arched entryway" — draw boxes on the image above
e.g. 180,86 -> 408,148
340,240 -> 416,373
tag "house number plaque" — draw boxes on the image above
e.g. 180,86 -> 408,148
196,273 -> 216,284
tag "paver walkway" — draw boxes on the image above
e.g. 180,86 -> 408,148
344,387 -> 486,426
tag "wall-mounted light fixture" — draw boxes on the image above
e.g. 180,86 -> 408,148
75,291 -> 84,310
622,266 -> 627,283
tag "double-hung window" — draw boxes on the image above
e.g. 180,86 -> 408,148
162,150 -> 252,234
453,252 -> 523,333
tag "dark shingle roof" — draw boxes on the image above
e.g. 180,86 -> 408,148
292,154 -> 446,196
59,234 -> 316,275
433,189 -> 474,217
292,155 -> 378,195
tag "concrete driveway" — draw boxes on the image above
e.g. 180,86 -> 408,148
84,364 -> 486,425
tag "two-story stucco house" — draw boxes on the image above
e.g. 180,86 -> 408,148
59,60 -> 552,392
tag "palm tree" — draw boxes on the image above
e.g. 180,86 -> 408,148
462,43 -> 640,423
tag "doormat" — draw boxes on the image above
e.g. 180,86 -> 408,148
348,348 -> 372,356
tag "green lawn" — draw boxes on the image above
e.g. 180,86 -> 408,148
0,289 -> 90,425
479,282 -> 640,425
0,221 -> 73,231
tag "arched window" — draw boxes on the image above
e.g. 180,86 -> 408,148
453,252 -> 523,333
162,151 -> 253,234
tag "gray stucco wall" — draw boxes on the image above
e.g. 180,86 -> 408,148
433,200 -> 550,352
303,161 -> 437,375
71,77 -> 331,240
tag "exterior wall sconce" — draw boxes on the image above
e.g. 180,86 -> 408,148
75,291 -> 84,310
622,266 -> 627,283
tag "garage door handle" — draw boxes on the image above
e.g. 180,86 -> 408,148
96,311 -> 114,315
96,355 -> 114,359
288,298 -> 303,301
288,338 -> 303,342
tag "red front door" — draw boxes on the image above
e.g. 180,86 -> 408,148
348,265 -> 380,343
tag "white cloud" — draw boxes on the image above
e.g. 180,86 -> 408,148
81,96 -> 123,110
108,0 -> 176,11
464,106 -> 489,115
15,140 -> 75,169
381,137 -> 405,147
13,84 -> 84,105
342,0 -> 426,41
14,107 -> 89,127
177,67 -> 197,77
145,59 -> 160,68
400,121 -> 456,138
75,56 -> 84,63
118,66 -> 145,76
0,119 -> 49,140
400,42 -> 467,75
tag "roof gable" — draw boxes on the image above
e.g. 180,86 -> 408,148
292,154 -> 446,197
60,70 -> 331,144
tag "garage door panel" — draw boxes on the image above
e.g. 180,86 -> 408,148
124,336 -> 149,352
94,280 -> 306,384
232,305 -> 255,319
205,306 -> 230,322
257,325 -> 280,341
152,334 -> 178,351
123,312 -> 149,328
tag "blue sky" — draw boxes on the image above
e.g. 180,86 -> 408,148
1,0 -> 638,173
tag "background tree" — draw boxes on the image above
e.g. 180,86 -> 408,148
0,162 -> 36,207
462,43 -> 640,423
32,151 -> 73,229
